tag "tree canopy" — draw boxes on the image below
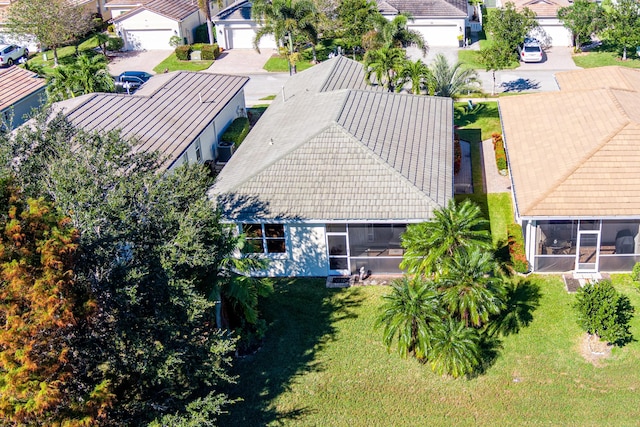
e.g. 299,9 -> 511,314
485,2 -> 538,52
557,0 -> 605,50
601,0 -> 640,60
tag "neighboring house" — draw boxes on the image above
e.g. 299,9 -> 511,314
105,0 -> 145,19
377,0 -> 476,47
55,71 -> 249,171
503,0 -> 572,47
499,66 -> 640,274
213,0 -> 276,50
0,66 -> 47,130
113,0 -> 205,50
211,56 -> 454,277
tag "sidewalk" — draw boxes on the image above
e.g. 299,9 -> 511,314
480,139 -> 511,193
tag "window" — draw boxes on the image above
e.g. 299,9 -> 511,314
195,138 -> 202,163
182,151 -> 189,165
242,223 -> 286,254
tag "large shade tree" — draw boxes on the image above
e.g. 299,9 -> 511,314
557,0 -> 605,51
337,0 -> 380,58
602,0 -> 640,60
485,2 -> 538,53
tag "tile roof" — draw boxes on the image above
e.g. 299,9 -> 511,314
0,66 -> 47,112
57,72 -> 248,169
378,0 -> 467,17
512,0 -> 570,17
499,66 -> 640,218
212,56 -> 453,222
214,0 -> 252,20
113,0 -> 199,22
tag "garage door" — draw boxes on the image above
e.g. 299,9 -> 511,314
412,25 -> 459,47
125,29 -> 174,50
227,28 -> 276,50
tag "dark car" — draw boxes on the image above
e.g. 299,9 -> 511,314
114,71 -> 153,94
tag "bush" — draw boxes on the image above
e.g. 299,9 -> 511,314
107,24 -> 115,34
496,157 -> 507,171
632,262 -> 640,282
175,45 -> 192,61
220,117 -> 250,147
507,223 -> 528,273
574,280 -> 634,346
493,133 -> 508,172
194,23 -> 212,44
200,43 -> 220,60
106,37 -> 124,51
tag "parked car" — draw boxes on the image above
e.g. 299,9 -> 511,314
517,38 -> 543,63
0,44 -> 28,67
114,71 -> 153,94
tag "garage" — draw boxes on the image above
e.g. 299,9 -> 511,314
123,29 -> 174,50
412,24 -> 461,47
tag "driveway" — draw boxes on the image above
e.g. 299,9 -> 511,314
205,48 -> 278,75
107,50 -> 172,76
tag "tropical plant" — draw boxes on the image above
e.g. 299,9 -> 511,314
429,53 -> 480,98
429,318 -> 482,378
557,0 -> 605,51
375,276 -> 444,360
439,248 -> 506,327
337,0 -> 380,58
47,54 -> 114,101
366,13 -> 428,55
601,0 -> 640,60
400,199 -> 492,277
397,58 -> 431,94
363,46 -> 405,92
574,280 -> 634,346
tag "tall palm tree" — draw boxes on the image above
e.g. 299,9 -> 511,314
197,0 -> 215,45
368,13 -> 428,55
430,53 -> 480,98
429,318 -> 482,378
400,199 -> 492,277
397,58 -> 431,94
363,46 -> 405,92
439,248 -> 506,327
375,276 -> 444,360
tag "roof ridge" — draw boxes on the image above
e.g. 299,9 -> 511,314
523,120 -> 630,213
318,57 -> 344,93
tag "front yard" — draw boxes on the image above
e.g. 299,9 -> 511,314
221,275 -> 640,426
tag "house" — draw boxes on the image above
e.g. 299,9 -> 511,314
112,0 -> 205,50
211,56 -> 454,277
105,0 -> 145,19
499,66 -> 640,274
213,0 -> 277,50
377,0 -> 477,47
0,66 -> 47,130
505,0 -> 572,47
55,71 -> 249,171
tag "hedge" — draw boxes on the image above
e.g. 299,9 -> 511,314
492,133 -> 508,173
106,37 -> 124,51
175,45 -> 191,61
507,223 -> 528,273
194,43 -> 220,60
194,23 -> 211,44
220,117 -> 250,147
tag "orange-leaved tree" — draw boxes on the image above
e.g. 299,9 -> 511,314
0,181 -> 112,426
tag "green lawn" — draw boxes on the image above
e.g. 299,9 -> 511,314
263,55 -> 314,72
221,275 -> 640,426
27,37 -> 100,75
572,50 -> 640,69
152,53 -> 213,73
454,101 -> 501,142
487,192 -> 513,244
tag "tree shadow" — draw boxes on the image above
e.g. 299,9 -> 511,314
454,103 -> 492,133
219,279 -> 365,426
501,78 -> 540,93
489,278 -> 542,337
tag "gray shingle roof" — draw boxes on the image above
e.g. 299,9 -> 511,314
379,0 -> 467,17
212,56 -> 453,222
58,72 -> 248,169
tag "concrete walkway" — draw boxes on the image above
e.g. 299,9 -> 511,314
481,138 -> 511,193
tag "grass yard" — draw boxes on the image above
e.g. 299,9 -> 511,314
221,275 -> 640,426
263,55 -> 314,72
454,101 -> 501,142
487,192 -> 513,244
572,50 -> 640,69
457,39 -> 519,71
28,37 -> 99,75
152,53 -> 213,73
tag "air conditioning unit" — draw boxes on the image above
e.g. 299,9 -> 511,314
216,141 -> 235,162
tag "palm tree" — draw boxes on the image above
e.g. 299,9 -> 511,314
375,276 -> 444,360
252,0 -> 318,73
429,53 -> 480,98
363,46 -> 405,92
198,0 -> 215,45
429,318 -> 482,378
368,13 -> 428,55
400,199 -> 492,277
46,54 -> 114,102
439,248 -> 506,327
397,59 -> 431,94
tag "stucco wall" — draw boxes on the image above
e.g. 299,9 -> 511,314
2,87 -> 46,130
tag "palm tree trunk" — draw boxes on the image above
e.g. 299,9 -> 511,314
206,19 -> 215,45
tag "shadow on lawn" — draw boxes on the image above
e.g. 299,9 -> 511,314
219,279 -> 365,426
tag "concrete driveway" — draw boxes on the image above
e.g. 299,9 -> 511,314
516,46 -> 579,71
205,48 -> 278,75
107,49 -> 172,76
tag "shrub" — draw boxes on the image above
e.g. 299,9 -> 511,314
221,117 -> 250,147
496,157 -> 507,171
453,135 -> 461,174
107,24 -> 115,34
106,37 -> 124,51
169,35 -> 183,48
194,23 -> 212,44
175,45 -> 192,61
200,43 -> 220,60
632,262 -> 640,282
574,280 -> 634,346
493,133 -> 508,172
507,223 -> 528,273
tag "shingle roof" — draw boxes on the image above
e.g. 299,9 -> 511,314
57,72 -> 248,169
512,0 -> 570,18
0,66 -> 47,112
113,0 -> 199,22
378,0 -> 467,17
212,56 -> 453,222
499,66 -> 640,218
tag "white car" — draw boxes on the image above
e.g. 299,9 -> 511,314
0,44 -> 28,67
517,39 -> 543,63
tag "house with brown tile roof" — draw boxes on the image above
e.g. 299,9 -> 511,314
211,56 -> 454,277
0,66 -> 46,130
505,0 -> 572,46
499,66 -> 640,273
112,0 -> 205,50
